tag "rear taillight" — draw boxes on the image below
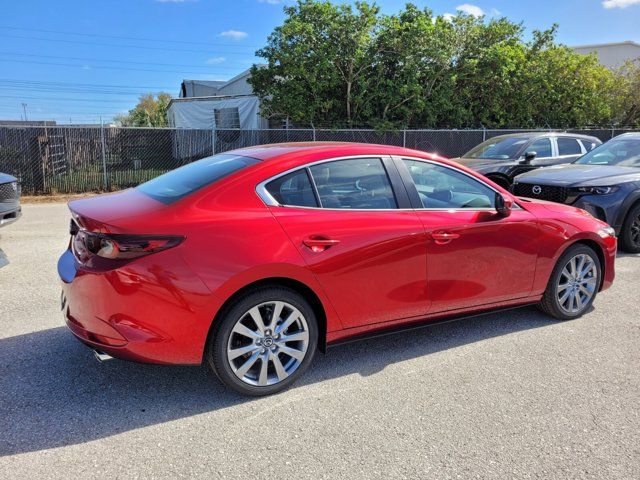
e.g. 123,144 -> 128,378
71,222 -> 184,263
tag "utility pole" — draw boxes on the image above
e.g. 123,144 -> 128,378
21,103 -> 28,121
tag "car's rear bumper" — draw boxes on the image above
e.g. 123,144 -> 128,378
0,205 -> 21,227
58,248 -> 218,365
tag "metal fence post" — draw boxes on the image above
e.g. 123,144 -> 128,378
482,128 -> 486,142
212,128 -> 217,155
403,129 -> 406,147
312,128 -> 316,142
100,121 -> 108,190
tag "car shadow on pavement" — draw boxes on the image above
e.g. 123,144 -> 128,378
0,306 -> 556,456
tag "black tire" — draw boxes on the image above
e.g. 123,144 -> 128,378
207,286 -> 318,396
620,203 -> 640,253
538,244 -> 602,320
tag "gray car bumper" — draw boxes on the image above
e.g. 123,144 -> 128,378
0,205 -> 21,227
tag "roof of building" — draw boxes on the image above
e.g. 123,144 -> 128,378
572,41 -> 640,50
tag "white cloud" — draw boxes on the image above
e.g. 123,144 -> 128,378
456,4 -> 485,17
442,13 -> 455,22
219,30 -> 248,40
490,8 -> 501,16
602,0 -> 640,8
206,56 -> 226,64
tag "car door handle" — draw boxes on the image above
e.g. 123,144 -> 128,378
302,236 -> 340,252
430,232 -> 460,245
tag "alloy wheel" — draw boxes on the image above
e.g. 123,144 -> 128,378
556,253 -> 598,314
631,214 -> 640,247
226,301 -> 310,387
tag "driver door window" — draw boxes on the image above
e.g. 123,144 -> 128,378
402,159 -> 495,209
527,138 -> 553,158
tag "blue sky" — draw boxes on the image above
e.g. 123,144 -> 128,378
1,0 -> 639,123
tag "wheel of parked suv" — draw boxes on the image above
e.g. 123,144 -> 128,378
207,286 -> 318,396
620,203 -> 640,254
538,244 -> 601,320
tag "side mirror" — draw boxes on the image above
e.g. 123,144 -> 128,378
495,193 -> 513,217
521,151 -> 537,164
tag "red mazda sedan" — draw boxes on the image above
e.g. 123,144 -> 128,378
58,143 -> 617,395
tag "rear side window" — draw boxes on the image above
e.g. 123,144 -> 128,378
265,170 -> 318,208
557,138 -> 582,156
137,154 -> 259,204
580,140 -> 598,152
309,158 -> 398,209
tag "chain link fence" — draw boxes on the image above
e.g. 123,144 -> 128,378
0,125 -> 636,194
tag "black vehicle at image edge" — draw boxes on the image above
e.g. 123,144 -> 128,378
0,172 -> 21,268
513,132 -> 640,253
454,132 -> 601,189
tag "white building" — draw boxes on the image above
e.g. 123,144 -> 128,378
168,68 -> 269,130
572,41 -> 640,69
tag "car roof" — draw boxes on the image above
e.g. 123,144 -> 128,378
488,132 -> 601,141
226,142 -> 443,162
614,132 -> 640,139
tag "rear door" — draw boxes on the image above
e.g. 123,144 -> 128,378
261,156 -> 430,329
395,157 -> 540,313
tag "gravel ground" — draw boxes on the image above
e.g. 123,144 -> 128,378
0,203 -> 638,479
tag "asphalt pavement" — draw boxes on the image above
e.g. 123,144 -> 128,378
0,203 -> 638,479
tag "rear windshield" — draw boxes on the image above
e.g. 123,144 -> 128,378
464,137 -> 529,160
137,154 -> 259,204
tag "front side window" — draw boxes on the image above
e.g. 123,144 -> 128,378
402,159 -> 495,209
265,169 -> 318,208
137,154 -> 259,204
527,138 -> 553,158
557,138 -> 583,156
309,158 -> 397,209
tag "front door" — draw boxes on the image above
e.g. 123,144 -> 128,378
398,157 -> 540,313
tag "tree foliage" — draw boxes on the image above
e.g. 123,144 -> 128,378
249,1 -> 625,129
115,92 -> 172,127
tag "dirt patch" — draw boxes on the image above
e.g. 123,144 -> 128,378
21,193 -> 99,204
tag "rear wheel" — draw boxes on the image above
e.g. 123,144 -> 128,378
538,244 -> 601,320
620,203 -> 640,253
207,287 -> 318,396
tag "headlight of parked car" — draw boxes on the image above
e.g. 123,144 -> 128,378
576,186 -> 619,195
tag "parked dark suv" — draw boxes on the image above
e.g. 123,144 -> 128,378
513,132 -> 640,253
455,132 -> 601,189
0,172 -> 21,228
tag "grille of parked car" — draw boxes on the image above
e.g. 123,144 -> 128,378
513,183 -> 569,204
0,182 -> 19,203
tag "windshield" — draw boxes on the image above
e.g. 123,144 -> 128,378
575,138 -> 640,167
137,153 -> 259,204
463,137 -> 529,160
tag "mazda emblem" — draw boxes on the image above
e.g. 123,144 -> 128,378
532,185 -> 542,195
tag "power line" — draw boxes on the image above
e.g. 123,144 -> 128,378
0,94 -> 140,103
0,51 -> 248,72
0,25 -> 262,48
0,78 -> 177,90
0,33 -> 256,55
0,57 -> 237,75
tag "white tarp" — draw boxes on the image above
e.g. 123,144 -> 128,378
168,96 -> 265,129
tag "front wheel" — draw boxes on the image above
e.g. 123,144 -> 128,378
538,244 -> 601,320
620,203 -> 640,253
207,287 -> 318,396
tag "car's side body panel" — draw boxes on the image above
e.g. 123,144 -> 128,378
58,142 -> 617,367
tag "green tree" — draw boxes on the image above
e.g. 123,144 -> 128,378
612,60 -> 640,127
115,92 -> 172,127
249,0 -> 622,129
249,0 -> 379,127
